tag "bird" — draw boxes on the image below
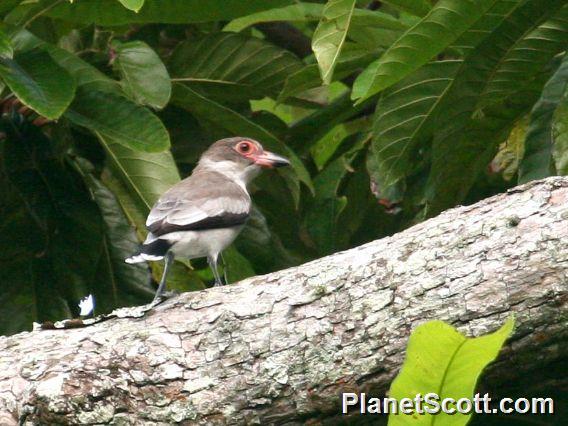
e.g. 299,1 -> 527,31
125,137 -> 290,302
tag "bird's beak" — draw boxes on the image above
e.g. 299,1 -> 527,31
253,151 -> 291,168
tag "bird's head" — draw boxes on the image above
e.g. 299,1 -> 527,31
198,137 -> 290,185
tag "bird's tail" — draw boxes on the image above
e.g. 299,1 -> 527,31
125,252 -> 163,264
125,236 -> 171,264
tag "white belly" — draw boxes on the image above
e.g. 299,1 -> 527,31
165,226 -> 243,260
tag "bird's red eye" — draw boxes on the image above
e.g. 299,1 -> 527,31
236,141 -> 253,154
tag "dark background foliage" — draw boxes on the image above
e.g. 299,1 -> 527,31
0,0 -> 566,337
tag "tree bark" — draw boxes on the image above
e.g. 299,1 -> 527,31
0,177 -> 567,425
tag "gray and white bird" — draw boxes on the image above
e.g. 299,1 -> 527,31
125,137 -> 290,302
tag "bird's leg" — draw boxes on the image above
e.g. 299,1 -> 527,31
220,252 -> 229,286
153,251 -> 174,303
208,255 -> 223,287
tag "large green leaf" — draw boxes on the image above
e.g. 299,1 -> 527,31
113,41 -> 172,109
65,89 -> 170,153
388,318 -> 514,426
312,0 -> 356,85
99,135 -> 180,213
48,0 -> 294,25
519,54 -> 568,182
425,0 -> 567,213
352,0 -> 499,102
7,28 -> 121,93
371,60 -> 461,201
169,32 -> 303,103
224,3 -> 323,32
381,0 -> 431,17
368,0 -> 522,202
311,116 -> 371,169
0,48 -> 75,119
46,44 -> 120,93
113,40 -> 171,109
479,5 -> 568,109
224,3 -> 406,33
172,83 -> 313,204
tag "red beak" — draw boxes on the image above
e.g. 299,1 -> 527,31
253,151 -> 290,168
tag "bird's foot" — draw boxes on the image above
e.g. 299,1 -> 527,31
150,290 -> 180,307
213,280 -> 224,287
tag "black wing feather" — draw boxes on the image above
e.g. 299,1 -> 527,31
147,212 -> 249,236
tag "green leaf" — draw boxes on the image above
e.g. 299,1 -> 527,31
519,53 -> 568,183
65,89 -> 170,153
113,40 -> 171,109
100,138 -> 180,212
388,318 -> 514,426
0,48 -> 75,119
352,0 -> 499,102
312,0 -> 356,85
48,0 -> 294,25
0,28 -> 13,58
117,0 -> 145,12
279,45 -> 379,102
311,116 -> 371,170
478,5 -> 568,109
224,3 -> 323,32
224,2 -> 405,33
553,87 -> 568,175
371,60 -> 461,201
169,32 -> 303,103
367,0 -> 552,203
425,0 -> 568,213
8,28 -> 121,93
381,0 -> 431,17
350,8 -> 409,32
46,44 -> 120,93
172,83 -> 313,204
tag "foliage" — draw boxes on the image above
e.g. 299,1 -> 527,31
0,1 -> 566,335
388,318 -> 515,426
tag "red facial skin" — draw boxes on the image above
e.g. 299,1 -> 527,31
234,140 -> 290,168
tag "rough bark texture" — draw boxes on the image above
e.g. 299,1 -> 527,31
1,177 -> 567,425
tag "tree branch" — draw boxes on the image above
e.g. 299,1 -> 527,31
0,177 -> 567,425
